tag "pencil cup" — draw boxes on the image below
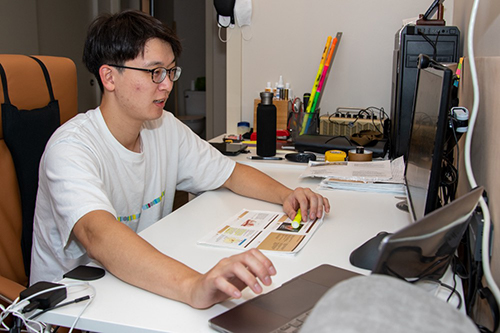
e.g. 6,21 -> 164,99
288,110 -> 319,142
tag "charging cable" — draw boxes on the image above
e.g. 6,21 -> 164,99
0,281 -> 95,333
464,0 -> 500,331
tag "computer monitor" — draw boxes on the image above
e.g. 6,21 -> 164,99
405,63 -> 454,222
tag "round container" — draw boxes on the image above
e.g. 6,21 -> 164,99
237,121 -> 250,135
348,147 -> 373,161
325,150 -> 347,162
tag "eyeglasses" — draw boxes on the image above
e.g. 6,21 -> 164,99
108,64 -> 182,83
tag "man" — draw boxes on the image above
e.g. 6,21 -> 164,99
31,10 -> 330,309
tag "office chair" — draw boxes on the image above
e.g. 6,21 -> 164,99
0,54 -> 78,309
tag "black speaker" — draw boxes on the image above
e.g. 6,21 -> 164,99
389,25 -> 461,159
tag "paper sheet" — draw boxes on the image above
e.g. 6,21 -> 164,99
197,209 -> 324,255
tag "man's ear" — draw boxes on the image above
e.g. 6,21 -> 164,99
99,65 -> 115,91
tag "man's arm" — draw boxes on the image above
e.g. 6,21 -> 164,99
222,163 -> 330,221
73,210 -> 276,309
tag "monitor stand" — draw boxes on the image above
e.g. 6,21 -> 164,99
349,231 -> 392,270
396,198 -> 409,212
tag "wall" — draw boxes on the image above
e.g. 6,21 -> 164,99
226,0 -> 454,134
452,0 -> 500,318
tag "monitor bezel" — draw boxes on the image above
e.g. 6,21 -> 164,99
404,65 -> 454,223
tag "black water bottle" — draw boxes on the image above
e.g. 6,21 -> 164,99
256,91 -> 276,157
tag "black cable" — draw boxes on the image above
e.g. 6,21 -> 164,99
418,30 -> 441,60
28,295 -> 90,320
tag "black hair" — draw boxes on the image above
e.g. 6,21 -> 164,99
82,9 -> 182,92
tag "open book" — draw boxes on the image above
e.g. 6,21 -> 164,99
197,209 -> 324,255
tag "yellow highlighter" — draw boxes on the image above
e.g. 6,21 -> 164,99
291,209 -> 302,229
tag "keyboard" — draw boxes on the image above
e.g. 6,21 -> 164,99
270,310 -> 311,333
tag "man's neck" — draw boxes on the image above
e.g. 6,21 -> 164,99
100,98 -> 143,153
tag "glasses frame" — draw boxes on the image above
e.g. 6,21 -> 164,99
108,64 -> 182,83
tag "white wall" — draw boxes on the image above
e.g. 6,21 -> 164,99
226,0 -> 454,133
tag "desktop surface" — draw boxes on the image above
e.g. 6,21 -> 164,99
38,158 -> 412,332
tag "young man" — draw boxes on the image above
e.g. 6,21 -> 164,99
31,10 -> 330,309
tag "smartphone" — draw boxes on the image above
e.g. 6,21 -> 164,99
210,142 -> 248,156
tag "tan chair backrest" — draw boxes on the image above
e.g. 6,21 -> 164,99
0,54 -> 78,287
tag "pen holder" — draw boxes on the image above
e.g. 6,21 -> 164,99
288,110 -> 319,142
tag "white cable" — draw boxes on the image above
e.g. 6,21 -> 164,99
464,0 -> 500,329
67,284 -> 96,333
0,282 -> 94,333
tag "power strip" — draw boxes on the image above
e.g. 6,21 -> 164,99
319,114 -> 385,137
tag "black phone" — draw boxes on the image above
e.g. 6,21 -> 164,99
210,142 -> 248,156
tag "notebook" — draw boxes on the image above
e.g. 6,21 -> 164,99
209,187 -> 483,333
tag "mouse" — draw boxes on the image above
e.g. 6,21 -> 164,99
349,231 -> 391,270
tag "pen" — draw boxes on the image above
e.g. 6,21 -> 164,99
309,161 -> 348,167
291,209 -> 302,229
248,156 -> 283,160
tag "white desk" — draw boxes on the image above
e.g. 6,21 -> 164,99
39,156 -> 412,332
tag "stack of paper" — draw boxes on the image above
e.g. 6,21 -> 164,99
301,156 -> 406,195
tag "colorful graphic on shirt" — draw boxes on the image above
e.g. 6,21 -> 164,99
117,191 -> 165,222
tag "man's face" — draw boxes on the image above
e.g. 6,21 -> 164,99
111,38 -> 176,122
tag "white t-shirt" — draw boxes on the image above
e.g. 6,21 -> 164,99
30,107 -> 235,284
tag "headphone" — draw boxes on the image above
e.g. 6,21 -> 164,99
417,54 -> 449,71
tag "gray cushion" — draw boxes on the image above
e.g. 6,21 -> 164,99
301,274 -> 478,333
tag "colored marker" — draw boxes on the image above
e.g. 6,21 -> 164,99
300,36 -> 332,135
291,209 -> 302,229
309,37 -> 338,114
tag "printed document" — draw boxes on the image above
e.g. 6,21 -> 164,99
198,209 -> 324,255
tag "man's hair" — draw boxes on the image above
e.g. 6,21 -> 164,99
83,9 -> 182,92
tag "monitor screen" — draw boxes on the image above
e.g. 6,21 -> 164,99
405,65 -> 453,222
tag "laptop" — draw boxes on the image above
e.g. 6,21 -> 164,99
209,264 -> 360,333
209,187 -> 483,333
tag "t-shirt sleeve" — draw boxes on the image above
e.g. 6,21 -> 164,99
173,123 -> 235,194
40,139 -> 116,257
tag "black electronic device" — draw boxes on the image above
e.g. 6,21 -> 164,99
351,61 -> 456,271
294,134 -> 387,158
405,62 -> 453,222
389,24 -> 460,159
372,186 -> 483,281
210,142 -> 248,156
349,187 -> 482,277
20,281 -> 67,311
285,152 -> 316,163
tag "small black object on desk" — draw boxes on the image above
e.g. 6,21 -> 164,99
294,134 -> 388,158
285,152 -> 317,163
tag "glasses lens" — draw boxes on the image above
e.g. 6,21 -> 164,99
152,68 -> 167,83
169,67 -> 181,82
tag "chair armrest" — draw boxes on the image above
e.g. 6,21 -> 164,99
0,275 -> 25,303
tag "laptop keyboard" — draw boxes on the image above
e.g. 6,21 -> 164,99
270,309 -> 311,333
